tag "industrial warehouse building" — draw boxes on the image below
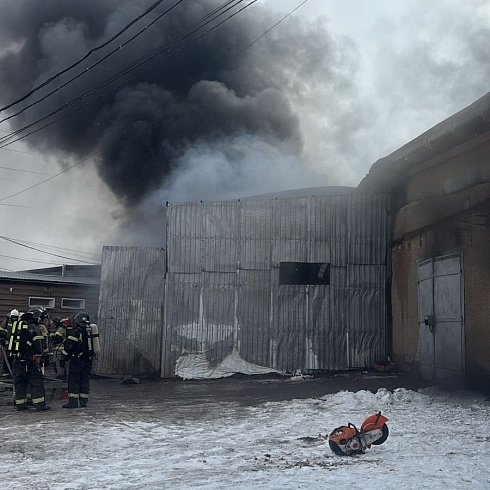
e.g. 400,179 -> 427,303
97,192 -> 390,378
97,91 -> 490,390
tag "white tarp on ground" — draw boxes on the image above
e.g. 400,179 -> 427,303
175,348 -> 282,379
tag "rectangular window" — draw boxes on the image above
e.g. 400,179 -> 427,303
28,297 -> 55,308
61,298 -> 86,309
279,262 -> 330,285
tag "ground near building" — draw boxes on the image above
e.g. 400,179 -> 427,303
1,371 -> 488,489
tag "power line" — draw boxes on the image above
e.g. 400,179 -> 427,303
0,202 -> 37,208
228,0 -> 309,62
0,166 -> 45,174
0,147 -> 38,155
0,0 -> 171,114
0,0 -> 186,127
13,237 -> 101,260
0,148 -> 101,202
0,235 -> 101,266
0,235 -> 99,264
0,0 -> 249,148
0,253 -> 73,266
0,0 -> 307,201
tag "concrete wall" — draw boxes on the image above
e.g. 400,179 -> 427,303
358,92 -> 490,390
462,199 -> 490,388
392,199 -> 490,388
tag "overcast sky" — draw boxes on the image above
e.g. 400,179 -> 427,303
0,0 -> 489,272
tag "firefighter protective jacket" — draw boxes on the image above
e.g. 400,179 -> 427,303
62,324 -> 94,359
7,319 -> 44,360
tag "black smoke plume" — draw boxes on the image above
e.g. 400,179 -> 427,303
0,0 -> 357,207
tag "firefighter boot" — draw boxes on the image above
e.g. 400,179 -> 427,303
79,399 -> 88,408
16,403 -> 29,411
62,398 -> 79,409
35,403 -> 51,411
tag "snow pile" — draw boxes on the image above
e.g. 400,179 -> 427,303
1,386 -> 489,489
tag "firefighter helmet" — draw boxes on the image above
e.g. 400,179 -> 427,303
51,316 -> 62,326
28,306 -> 49,322
10,309 -> 20,318
74,311 -> 90,325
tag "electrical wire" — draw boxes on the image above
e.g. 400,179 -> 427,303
0,253 -> 75,266
0,202 -> 37,208
0,0 -> 307,203
0,166 -> 45,174
0,0 -> 186,126
12,237 -> 101,260
0,0 -> 249,148
0,234 -> 101,267
228,0 -> 308,62
0,235 -> 98,264
0,0 -> 171,113
0,148 -> 102,202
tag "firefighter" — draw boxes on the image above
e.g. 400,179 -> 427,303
3,309 -> 20,337
0,309 -> 21,376
50,317 -> 73,381
7,311 -> 51,411
50,316 -> 71,346
61,311 -> 95,408
48,315 -> 63,335
0,316 -> 9,343
28,307 -> 51,373
0,316 -> 10,375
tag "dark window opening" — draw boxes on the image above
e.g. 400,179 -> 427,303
279,262 -> 330,285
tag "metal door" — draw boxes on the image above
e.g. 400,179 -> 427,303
417,253 -> 464,383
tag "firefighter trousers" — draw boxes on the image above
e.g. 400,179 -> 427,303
67,357 -> 92,406
12,358 -> 46,408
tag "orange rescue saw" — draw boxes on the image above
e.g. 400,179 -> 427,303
328,412 -> 389,456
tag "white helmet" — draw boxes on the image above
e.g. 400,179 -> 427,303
10,309 -> 20,317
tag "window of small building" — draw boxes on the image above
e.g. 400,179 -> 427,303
28,297 -> 55,308
279,262 -> 330,285
61,298 -> 86,309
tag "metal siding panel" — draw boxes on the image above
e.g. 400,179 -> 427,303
161,272 -> 201,377
330,197 -> 349,266
237,270 -> 271,366
345,264 -> 386,368
271,281 -> 306,372
161,192 -> 389,376
348,194 -> 389,265
167,203 -> 202,273
203,202 -> 238,272
272,198 -> 308,263
202,272 -> 236,362
162,272 -> 237,376
240,200 -> 273,270
307,197 -> 332,263
327,284 -> 349,370
97,246 -> 166,376
305,284 -> 331,370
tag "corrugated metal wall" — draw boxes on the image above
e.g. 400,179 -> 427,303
162,193 -> 389,377
97,246 -> 166,376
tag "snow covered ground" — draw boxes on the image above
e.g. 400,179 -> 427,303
1,383 -> 489,489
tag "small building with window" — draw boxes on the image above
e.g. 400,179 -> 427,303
0,265 -> 100,323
